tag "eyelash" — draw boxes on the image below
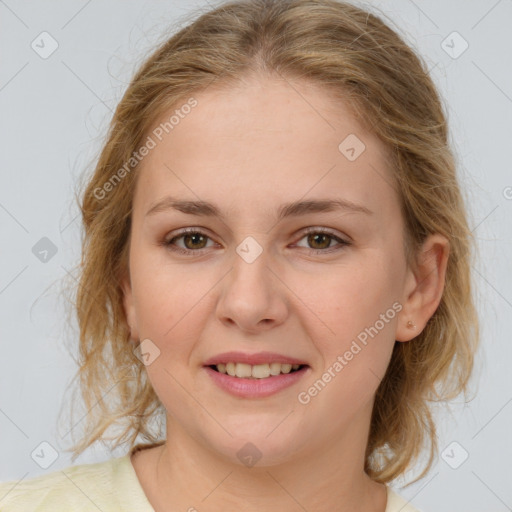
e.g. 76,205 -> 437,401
162,227 -> 351,256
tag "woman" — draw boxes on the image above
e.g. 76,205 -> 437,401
0,0 -> 478,510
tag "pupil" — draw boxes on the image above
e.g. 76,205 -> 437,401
185,233 -> 206,249
309,233 -> 329,249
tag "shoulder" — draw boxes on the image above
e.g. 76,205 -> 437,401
0,455 -> 138,512
386,486 -> 424,512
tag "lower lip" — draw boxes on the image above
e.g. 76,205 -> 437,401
204,366 -> 309,398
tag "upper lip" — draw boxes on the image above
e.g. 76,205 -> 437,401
203,351 -> 309,366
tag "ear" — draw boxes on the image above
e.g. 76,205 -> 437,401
120,271 -> 140,342
395,233 -> 450,342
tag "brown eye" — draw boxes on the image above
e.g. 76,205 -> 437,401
182,232 -> 208,250
163,227 -> 350,256
164,229 -> 214,254
295,228 -> 350,253
307,232 -> 332,250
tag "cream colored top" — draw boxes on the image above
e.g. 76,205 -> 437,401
0,455 -> 421,511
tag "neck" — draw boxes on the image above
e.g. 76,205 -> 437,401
134,405 -> 387,512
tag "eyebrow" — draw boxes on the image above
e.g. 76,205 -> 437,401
145,196 -> 373,220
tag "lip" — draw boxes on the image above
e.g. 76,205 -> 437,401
204,365 -> 310,398
203,351 -> 308,366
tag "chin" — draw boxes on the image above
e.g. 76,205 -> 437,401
199,418 -> 310,469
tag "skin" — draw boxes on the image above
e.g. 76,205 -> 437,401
121,73 -> 449,512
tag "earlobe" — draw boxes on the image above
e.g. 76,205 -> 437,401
396,233 -> 450,342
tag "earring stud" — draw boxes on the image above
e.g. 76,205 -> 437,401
406,320 -> 416,329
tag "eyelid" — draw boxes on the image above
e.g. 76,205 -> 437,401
292,227 -> 351,252
163,227 -> 218,252
163,226 -> 351,255
299,226 -> 350,241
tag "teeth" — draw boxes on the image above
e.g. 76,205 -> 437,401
235,363 -> 252,378
215,362 -> 303,379
252,364 -> 270,378
269,362 -> 281,376
226,362 -> 236,376
281,363 -> 292,374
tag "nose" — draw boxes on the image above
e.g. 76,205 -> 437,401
215,243 -> 289,334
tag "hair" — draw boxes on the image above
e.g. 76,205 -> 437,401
66,0 -> 479,485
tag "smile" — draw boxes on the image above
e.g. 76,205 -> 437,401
203,360 -> 310,398
210,362 -> 304,379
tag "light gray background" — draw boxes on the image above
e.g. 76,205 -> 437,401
0,1 -> 511,511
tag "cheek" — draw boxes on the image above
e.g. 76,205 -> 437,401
298,279 -> 398,426
130,257 -> 221,380
130,248 -> 207,335
302,256 -> 400,393
309,259 -> 400,338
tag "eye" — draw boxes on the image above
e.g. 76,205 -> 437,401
163,228 -> 216,255
163,226 -> 350,256
294,227 -> 351,253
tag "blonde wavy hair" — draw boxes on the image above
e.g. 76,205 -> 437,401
65,0 -> 479,484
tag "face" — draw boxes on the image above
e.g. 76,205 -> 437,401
122,75 -> 415,467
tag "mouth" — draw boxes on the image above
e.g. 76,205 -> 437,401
202,352 -> 310,398
207,362 -> 308,379
204,363 -> 309,398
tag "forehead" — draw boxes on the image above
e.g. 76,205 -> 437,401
132,76 -> 397,222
